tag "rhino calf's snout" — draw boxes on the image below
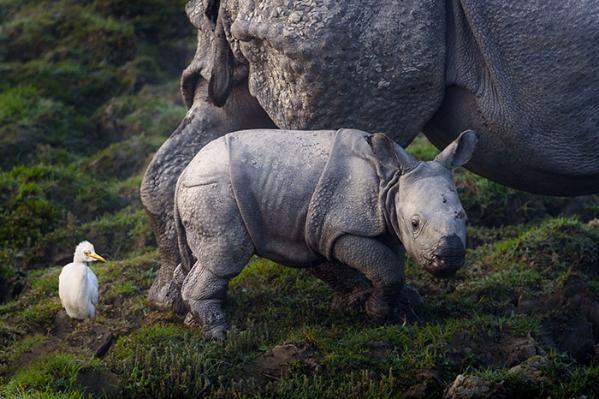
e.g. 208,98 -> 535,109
428,234 -> 465,278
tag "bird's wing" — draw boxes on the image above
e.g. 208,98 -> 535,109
88,269 -> 99,306
58,264 -> 71,307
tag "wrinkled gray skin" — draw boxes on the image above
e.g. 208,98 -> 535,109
141,0 -> 599,310
174,129 -> 477,339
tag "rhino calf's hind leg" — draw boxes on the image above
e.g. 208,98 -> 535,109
181,239 -> 253,339
178,175 -> 255,339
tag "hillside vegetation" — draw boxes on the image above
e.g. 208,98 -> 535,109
1,1 -> 599,398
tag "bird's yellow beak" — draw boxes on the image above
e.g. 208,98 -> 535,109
88,252 -> 107,263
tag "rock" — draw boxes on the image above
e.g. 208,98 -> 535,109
498,335 -> 544,367
444,375 -> 506,399
288,11 -> 302,23
94,333 -> 116,358
403,369 -> 443,399
184,311 -> 200,327
508,355 -> 548,384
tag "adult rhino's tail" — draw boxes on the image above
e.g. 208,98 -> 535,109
174,176 -> 194,273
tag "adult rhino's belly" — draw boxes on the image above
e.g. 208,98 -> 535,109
228,0 -> 446,147
427,0 -> 599,196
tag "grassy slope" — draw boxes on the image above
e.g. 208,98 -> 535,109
1,2 -> 599,398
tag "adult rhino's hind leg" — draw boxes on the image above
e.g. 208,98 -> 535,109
181,247 -> 252,340
141,83 -> 274,312
141,107 -> 209,313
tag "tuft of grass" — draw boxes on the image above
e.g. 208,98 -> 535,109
406,134 -> 438,161
107,323 -> 221,398
0,333 -> 47,375
19,298 -> 62,330
1,352 -> 99,398
0,85 -> 89,169
500,217 -> 599,276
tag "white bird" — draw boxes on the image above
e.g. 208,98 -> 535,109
59,241 -> 106,320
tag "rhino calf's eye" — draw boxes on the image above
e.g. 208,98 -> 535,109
411,217 -> 420,230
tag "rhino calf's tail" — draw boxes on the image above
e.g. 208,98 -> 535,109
174,176 -> 194,274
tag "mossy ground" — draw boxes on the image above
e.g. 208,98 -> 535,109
1,2 -> 599,398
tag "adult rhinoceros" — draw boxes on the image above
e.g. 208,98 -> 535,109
141,0 -> 599,310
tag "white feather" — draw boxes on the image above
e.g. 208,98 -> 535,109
58,241 -> 103,320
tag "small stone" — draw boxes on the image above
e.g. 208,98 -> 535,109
508,355 -> 548,384
444,374 -> 506,399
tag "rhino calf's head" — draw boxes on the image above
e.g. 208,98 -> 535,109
372,130 -> 478,278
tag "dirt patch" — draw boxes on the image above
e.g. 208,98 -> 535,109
368,340 -> 393,361
252,341 -> 321,380
76,367 -> 121,398
53,309 -> 76,339
444,331 -> 543,371
519,274 -> 599,362
11,336 -> 60,372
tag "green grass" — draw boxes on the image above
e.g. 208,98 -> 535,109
1,0 -> 599,397
1,352 -> 100,398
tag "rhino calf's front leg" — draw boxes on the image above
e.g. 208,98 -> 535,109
332,235 -> 405,323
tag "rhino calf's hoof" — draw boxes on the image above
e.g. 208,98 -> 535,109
365,294 -> 392,324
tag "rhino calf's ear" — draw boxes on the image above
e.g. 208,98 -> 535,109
368,133 -> 418,174
434,130 -> 479,170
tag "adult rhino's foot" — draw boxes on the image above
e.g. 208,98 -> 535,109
202,323 -> 228,341
183,311 -> 199,327
148,277 -> 186,314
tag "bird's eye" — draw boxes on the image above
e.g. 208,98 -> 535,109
84,251 -> 90,256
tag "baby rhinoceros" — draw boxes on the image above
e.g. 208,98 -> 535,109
174,128 -> 478,339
